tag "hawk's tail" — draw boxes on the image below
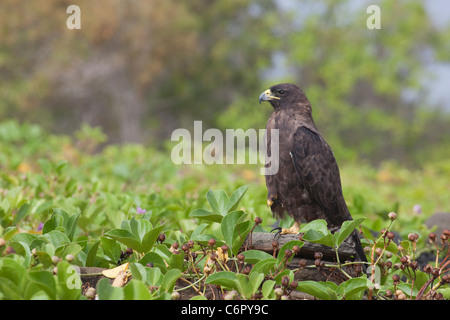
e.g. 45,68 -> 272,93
351,230 -> 368,272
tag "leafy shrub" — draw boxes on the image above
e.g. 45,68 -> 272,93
0,121 -> 449,300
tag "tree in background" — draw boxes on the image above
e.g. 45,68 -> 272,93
220,0 -> 450,166
1,0 -> 450,166
0,0 -> 278,143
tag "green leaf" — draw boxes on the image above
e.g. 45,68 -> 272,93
221,210 -> 253,255
302,229 -> 335,248
56,261 -> 82,300
141,224 -> 165,253
300,219 -> 335,247
335,218 -> 366,247
100,236 -> 121,264
42,214 -> 64,234
189,209 -> 223,223
85,240 -> 100,267
190,223 -> 209,239
205,271 -> 239,290
274,269 -> 294,286
105,229 -> 142,253
296,281 -> 333,300
130,217 -> 152,241
300,219 -> 329,235
337,277 -> 369,300
0,276 -> 22,299
129,263 -> 147,282
262,280 -> 276,299
226,185 -> 248,212
57,243 -> 82,260
10,241 -> 32,267
25,270 -> 56,300
147,267 -> 163,286
221,210 -> 245,248
0,257 -> 27,288
438,287 -> 450,300
123,280 -> 152,300
138,252 -> 167,273
12,203 -> 29,225
206,189 -> 229,215
277,240 -> 304,266
190,234 -> 224,247
237,272 -> 264,299
169,251 -> 185,270
250,258 -> 277,276
241,250 -> 273,264
160,269 -> 181,293
97,278 -> 124,300
65,211 -> 80,241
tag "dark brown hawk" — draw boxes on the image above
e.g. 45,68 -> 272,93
259,83 -> 366,262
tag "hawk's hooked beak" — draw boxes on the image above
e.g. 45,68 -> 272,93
259,89 -> 280,104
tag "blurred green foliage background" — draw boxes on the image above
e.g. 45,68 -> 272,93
1,0 -> 450,165
1,0 -> 450,220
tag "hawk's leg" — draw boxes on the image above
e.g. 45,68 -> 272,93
271,221 -> 301,238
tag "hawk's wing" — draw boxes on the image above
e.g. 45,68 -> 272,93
290,126 -> 351,227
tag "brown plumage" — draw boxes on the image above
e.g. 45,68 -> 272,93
259,83 -> 366,263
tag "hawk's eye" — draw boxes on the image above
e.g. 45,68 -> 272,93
278,90 -> 285,95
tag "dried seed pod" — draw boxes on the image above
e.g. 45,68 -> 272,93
274,287 -> 283,298
432,268 -> 441,278
242,266 -> 251,275
314,252 -> 323,260
442,274 -> 450,283
51,256 -> 60,265
314,259 -> 321,267
292,245 -> 301,254
254,217 -> 262,225
85,287 -> 96,299
408,233 -> 417,242
423,264 -> 433,274
171,291 -> 180,300
375,248 -> 383,257
397,293 -> 407,300
208,238 -> 216,247
290,280 -> 298,289
428,233 -> 437,242
388,212 -> 397,220
392,274 -> 400,284
272,239 -> 278,248
285,249 -> 293,258
400,256 -> 409,265
281,275 -> 289,287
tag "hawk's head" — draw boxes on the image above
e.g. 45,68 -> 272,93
259,83 -> 310,109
